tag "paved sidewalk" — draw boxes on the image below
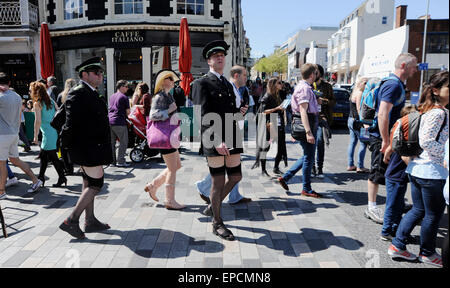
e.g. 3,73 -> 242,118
0,129 -> 446,268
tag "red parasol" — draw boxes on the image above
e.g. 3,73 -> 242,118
39,22 -> 54,80
178,17 -> 194,98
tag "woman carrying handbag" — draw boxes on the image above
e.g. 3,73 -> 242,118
144,70 -> 185,210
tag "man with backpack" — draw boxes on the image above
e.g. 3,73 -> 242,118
363,53 -> 417,224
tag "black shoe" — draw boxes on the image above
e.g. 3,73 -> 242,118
261,170 -> 272,178
213,222 -> 235,241
24,146 -> 31,152
251,161 -> 260,170
59,218 -> 86,240
202,205 -> 213,217
273,168 -> 283,175
277,177 -> 289,191
312,166 -> 317,178
52,176 -> 67,188
199,193 -> 211,204
84,219 -> 111,233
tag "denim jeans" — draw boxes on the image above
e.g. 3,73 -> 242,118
392,175 -> 446,256
196,174 -> 243,204
315,124 -> 325,170
282,130 -> 317,193
382,179 -> 408,236
6,162 -> 14,179
347,117 -> 367,168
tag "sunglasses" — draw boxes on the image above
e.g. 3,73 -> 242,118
87,70 -> 104,76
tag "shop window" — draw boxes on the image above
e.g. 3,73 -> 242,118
427,33 -> 449,54
115,0 -> 143,15
153,51 -> 159,65
64,0 -> 83,20
177,0 -> 204,15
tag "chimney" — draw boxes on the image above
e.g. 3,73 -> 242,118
396,5 -> 407,28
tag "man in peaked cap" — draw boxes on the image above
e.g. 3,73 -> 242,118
191,40 -> 248,241
59,57 -> 113,240
202,40 -> 230,60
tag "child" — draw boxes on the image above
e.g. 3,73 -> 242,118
381,104 -> 418,241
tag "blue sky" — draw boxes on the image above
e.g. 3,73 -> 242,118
242,0 -> 449,58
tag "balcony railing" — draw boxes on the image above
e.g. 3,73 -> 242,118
0,1 -> 39,30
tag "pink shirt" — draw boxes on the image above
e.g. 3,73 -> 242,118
291,80 -> 319,114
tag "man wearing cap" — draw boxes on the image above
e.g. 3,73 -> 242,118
191,40 -> 248,241
59,57 -> 113,240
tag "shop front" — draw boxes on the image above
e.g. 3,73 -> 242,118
0,54 -> 36,97
51,24 -> 224,98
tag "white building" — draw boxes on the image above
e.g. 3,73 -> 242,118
305,41 -> 328,72
287,26 -> 337,82
0,0 -> 40,97
327,0 -> 395,84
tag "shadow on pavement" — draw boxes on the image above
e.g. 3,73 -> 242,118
78,228 -> 224,259
228,225 -> 364,256
332,190 -> 386,206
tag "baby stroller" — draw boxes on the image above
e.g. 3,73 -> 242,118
127,107 -> 160,163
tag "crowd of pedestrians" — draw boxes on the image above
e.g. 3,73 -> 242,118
0,46 -> 448,268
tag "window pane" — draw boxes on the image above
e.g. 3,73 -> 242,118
115,4 -> 123,14
124,3 -> 133,14
135,3 -> 143,14
187,0 -> 195,3
197,0 -> 204,4
177,4 -> 185,14
186,4 -> 195,14
196,4 -> 204,15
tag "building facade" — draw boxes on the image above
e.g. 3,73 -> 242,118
287,26 -> 337,83
0,0 -> 39,97
327,0 -> 395,84
1,0 -> 247,98
358,5 -> 449,94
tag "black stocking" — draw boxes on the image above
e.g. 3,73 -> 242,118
210,173 -> 226,224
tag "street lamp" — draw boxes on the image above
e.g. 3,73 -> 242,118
419,0 -> 430,97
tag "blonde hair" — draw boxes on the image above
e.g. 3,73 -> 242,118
61,78 -> 77,104
350,77 -> 368,102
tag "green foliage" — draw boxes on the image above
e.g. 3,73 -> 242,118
254,50 -> 288,75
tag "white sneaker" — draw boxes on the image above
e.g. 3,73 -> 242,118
364,207 -> 384,224
27,179 -> 43,193
5,177 -> 19,188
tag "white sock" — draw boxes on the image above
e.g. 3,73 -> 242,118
368,202 -> 377,210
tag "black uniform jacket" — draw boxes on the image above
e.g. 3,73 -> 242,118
191,72 -> 243,157
61,82 -> 113,167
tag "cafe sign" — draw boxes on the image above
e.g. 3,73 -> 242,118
111,31 -> 144,43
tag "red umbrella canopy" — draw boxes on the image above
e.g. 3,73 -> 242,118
178,17 -> 194,97
40,22 -> 54,80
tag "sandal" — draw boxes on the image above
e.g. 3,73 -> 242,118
59,218 -> 86,240
144,183 -> 159,202
357,168 -> 370,173
347,166 -> 357,172
84,218 -> 111,233
213,222 -> 235,241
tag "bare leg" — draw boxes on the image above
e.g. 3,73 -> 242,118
9,157 -> 38,184
162,151 -> 183,209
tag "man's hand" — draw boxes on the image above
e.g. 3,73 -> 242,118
240,105 -> 249,115
383,146 -> 393,164
306,133 -> 315,145
380,140 -> 390,154
215,142 -> 230,156
0,85 -> 8,93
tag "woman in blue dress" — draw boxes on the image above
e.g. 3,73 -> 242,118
30,81 -> 66,188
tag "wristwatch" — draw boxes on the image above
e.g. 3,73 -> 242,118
306,131 -> 312,136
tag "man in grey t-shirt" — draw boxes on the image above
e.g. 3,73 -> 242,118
0,72 -> 41,199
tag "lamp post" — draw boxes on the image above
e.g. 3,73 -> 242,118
419,0 -> 430,97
